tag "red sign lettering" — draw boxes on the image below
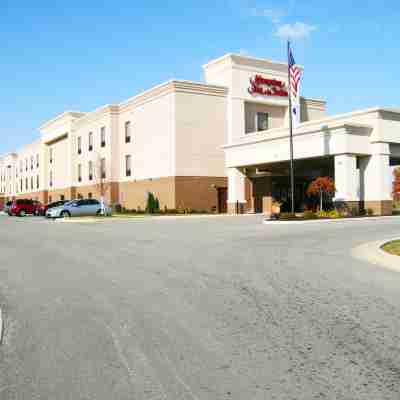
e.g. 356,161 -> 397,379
248,74 -> 288,97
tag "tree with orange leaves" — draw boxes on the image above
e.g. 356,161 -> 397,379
306,176 -> 336,211
393,168 -> 400,201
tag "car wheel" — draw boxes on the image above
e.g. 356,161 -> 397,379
60,211 -> 71,219
19,210 -> 26,217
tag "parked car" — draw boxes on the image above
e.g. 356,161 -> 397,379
9,199 -> 42,216
3,201 -> 13,214
38,200 -> 68,216
46,199 -> 112,218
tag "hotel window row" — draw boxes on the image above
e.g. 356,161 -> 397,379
77,158 -> 107,182
77,127 -> 107,154
17,154 -> 40,171
18,175 -> 39,192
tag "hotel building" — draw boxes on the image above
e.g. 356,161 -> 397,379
1,53 -> 399,215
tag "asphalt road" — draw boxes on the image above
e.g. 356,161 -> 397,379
1,215 -> 400,399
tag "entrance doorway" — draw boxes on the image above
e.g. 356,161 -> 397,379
217,187 -> 228,213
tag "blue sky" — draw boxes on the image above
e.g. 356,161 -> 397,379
0,0 -> 399,154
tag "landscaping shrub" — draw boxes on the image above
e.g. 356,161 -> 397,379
145,192 -> 160,214
317,210 -> 329,218
328,209 -> 341,219
113,203 -> 122,213
303,210 -> 318,219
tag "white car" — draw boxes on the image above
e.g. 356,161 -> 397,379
46,199 -> 112,218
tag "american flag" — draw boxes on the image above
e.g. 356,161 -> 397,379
288,44 -> 301,128
288,46 -> 301,101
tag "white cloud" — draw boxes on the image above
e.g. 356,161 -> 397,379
275,22 -> 317,40
251,7 -> 287,24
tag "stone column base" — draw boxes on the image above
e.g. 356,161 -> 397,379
262,196 -> 273,216
364,200 -> 393,216
248,197 -> 255,213
227,202 -> 246,215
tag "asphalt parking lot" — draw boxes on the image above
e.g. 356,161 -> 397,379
1,214 -> 400,399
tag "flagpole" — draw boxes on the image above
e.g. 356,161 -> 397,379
287,40 -> 295,215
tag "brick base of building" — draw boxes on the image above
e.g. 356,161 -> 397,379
364,200 -> 393,216
334,200 -> 393,216
119,176 -> 227,212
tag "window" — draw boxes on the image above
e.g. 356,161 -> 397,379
30,177 -> 33,190
20,179 -> 22,192
30,156 -> 34,170
88,161 -> 93,181
125,121 -> 131,143
19,160 -> 22,173
49,148 -> 53,164
78,164 -> 82,182
25,178 -> 28,190
256,112 -> 269,132
100,127 -> 106,147
36,175 -> 39,189
100,158 -> 106,179
49,171 -> 53,187
125,155 -> 131,177
88,192 -> 92,199
77,194 -> 83,200
49,196 -> 52,203
88,132 -> 93,151
60,195 -> 65,201
36,154 -> 39,168
25,158 -> 28,171
77,136 -> 82,154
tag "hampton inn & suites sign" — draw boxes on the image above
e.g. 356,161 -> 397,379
248,75 -> 288,97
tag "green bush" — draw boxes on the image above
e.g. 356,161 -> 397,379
145,192 -> 160,214
113,203 -> 122,213
328,209 -> 341,219
303,210 -> 318,219
317,210 -> 329,218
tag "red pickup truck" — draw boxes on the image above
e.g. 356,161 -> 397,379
8,199 -> 42,217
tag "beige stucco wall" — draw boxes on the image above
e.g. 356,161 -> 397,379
47,136 -> 69,190
14,140 -> 41,196
118,91 -> 175,183
174,90 -> 227,177
301,97 -> 327,122
72,106 -> 119,193
244,102 -> 286,133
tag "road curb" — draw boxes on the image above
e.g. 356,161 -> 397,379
352,237 -> 400,272
264,215 -> 400,225
0,308 -> 3,345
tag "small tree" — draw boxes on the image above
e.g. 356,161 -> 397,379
145,192 -> 160,214
306,177 -> 336,212
393,168 -> 400,202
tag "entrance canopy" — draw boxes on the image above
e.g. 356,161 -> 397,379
224,107 -> 400,216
